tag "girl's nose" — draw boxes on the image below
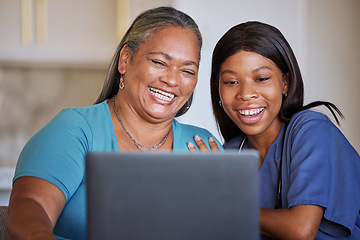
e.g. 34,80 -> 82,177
236,82 -> 259,101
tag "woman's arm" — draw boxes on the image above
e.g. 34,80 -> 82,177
7,176 -> 66,240
261,205 -> 324,240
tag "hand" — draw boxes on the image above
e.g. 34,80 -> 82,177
187,135 -> 220,152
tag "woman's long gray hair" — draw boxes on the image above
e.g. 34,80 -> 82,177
94,6 -> 202,117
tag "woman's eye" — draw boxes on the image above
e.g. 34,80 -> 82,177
152,60 -> 166,66
182,70 -> 196,77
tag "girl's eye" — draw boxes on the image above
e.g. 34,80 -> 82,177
256,77 -> 270,82
224,80 -> 238,85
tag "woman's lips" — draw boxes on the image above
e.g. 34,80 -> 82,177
149,87 -> 175,102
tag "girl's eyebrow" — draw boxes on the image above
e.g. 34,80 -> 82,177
220,69 -> 237,77
253,66 -> 273,73
147,52 -> 198,68
220,66 -> 273,77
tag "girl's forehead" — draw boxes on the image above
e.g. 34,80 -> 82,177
220,51 -> 279,73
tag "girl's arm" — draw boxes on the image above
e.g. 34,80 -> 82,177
187,135 -> 220,151
189,135 -> 325,240
261,205 -> 324,240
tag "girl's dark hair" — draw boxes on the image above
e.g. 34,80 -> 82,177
95,6 -> 202,117
210,21 -> 343,142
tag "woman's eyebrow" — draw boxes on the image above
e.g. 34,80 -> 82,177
148,52 -> 171,60
147,52 -> 198,68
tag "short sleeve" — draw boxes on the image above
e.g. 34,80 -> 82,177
285,112 -> 360,238
172,119 -> 224,152
14,109 -> 92,201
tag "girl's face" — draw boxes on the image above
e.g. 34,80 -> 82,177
118,26 -> 199,122
219,50 -> 288,138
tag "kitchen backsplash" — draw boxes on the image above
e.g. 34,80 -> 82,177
0,63 -> 107,166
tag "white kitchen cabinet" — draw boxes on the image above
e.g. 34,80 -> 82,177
0,0 -> 173,66
0,0 -> 118,66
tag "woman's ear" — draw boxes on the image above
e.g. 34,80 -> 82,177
118,44 -> 131,74
282,73 -> 289,95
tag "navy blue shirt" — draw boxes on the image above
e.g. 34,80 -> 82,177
225,110 -> 360,239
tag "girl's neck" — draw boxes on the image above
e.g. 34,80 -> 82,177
247,122 -> 284,167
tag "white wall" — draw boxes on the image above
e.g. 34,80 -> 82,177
307,0 -> 360,152
174,0 -> 360,154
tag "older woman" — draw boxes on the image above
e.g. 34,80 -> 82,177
7,7 -> 222,239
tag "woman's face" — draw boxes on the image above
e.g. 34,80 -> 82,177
118,26 -> 199,122
219,50 -> 288,138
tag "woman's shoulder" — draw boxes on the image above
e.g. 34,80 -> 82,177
172,119 -> 215,137
61,100 -> 108,118
34,100 -> 111,144
172,119 -> 223,150
54,100 -> 110,126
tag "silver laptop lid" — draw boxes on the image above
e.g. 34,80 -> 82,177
86,151 -> 259,240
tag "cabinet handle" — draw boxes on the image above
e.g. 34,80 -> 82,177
36,0 -> 47,45
21,0 -> 32,46
116,0 -> 130,41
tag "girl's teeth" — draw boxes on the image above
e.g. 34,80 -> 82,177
239,108 -> 264,116
150,88 -> 174,101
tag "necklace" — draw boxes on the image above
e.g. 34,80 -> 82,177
238,137 -> 246,152
111,97 -> 170,151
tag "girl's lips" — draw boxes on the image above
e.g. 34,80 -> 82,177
236,107 -> 265,125
149,87 -> 175,102
238,107 -> 264,116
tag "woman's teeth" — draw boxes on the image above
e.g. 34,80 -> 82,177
150,88 -> 175,101
239,108 -> 264,116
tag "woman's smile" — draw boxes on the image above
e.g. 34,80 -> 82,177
149,87 -> 175,102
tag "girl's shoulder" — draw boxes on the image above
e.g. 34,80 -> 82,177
291,109 -> 330,123
288,110 -> 333,132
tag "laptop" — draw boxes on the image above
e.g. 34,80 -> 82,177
86,150 -> 259,240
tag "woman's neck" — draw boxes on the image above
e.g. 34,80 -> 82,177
108,98 -> 174,151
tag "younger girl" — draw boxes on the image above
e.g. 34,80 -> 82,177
190,21 -> 360,239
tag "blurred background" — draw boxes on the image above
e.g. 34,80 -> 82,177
0,0 -> 359,203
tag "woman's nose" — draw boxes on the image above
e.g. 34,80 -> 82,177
161,68 -> 180,87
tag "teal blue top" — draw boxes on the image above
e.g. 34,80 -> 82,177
14,100 -> 223,240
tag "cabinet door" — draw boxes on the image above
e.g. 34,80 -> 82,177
0,0 -> 118,65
